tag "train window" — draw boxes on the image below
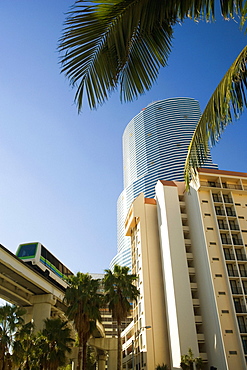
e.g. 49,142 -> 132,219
17,243 -> 38,258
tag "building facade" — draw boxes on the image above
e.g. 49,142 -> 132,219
123,169 -> 247,370
111,97 -> 217,270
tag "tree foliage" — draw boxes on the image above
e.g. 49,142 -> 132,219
64,272 -> 102,370
104,264 -> 139,370
59,0 -> 246,110
0,304 -> 25,370
184,45 -> 247,187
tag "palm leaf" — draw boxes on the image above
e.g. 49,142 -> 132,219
184,44 -> 247,188
59,0 -> 245,110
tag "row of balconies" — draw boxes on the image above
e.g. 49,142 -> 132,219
201,180 -> 243,191
180,202 -> 208,364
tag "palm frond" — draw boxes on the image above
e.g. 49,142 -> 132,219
184,44 -> 247,188
59,0 -> 246,110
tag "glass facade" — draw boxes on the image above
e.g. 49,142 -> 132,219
110,97 -> 218,270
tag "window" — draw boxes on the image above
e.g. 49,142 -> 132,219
242,337 -> 247,355
223,194 -> 232,203
238,316 -> 247,333
218,219 -> 227,229
239,264 -> 247,277
221,233 -> 230,244
213,193 -> 221,202
227,264 -> 237,277
223,249 -> 232,260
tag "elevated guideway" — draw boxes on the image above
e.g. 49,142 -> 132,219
0,243 -> 67,329
0,244 -> 117,369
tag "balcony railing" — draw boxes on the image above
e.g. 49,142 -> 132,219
222,183 -> 242,190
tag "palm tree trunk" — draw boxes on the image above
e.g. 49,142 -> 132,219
117,321 -> 122,370
82,341 -> 87,370
77,336 -> 83,370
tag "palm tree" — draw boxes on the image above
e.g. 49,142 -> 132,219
59,0 -> 246,111
184,45 -> 247,187
40,318 -> 74,370
104,264 -> 139,370
64,273 -> 102,370
0,304 -> 26,370
180,348 -> 203,370
59,0 -> 247,182
12,321 -> 36,370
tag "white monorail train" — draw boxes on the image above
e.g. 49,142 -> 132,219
16,242 -> 73,288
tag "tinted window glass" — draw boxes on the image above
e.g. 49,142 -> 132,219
17,243 -> 37,258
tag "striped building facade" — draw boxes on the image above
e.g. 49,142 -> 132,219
110,97 -> 217,270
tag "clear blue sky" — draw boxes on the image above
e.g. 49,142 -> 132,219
0,1 -> 246,275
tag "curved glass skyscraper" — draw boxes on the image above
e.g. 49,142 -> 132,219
110,97 -> 218,269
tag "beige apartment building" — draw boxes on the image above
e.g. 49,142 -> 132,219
123,169 -> 247,370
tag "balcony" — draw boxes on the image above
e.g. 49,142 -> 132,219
223,196 -> 233,204
212,195 -> 223,203
231,286 -> 243,295
215,209 -> 225,216
236,254 -> 247,261
227,270 -> 239,277
232,239 -> 243,246
195,315 -> 202,323
190,282 -> 198,290
234,304 -> 247,313
200,181 -> 221,188
239,325 -> 247,334
221,238 -> 232,245
240,270 -> 247,278
186,252 -> 193,260
224,252 -> 235,260
218,223 -> 229,230
193,298 -> 200,306
229,224 -> 240,231
226,209 -> 236,217
222,183 -> 242,190
197,333 -> 205,342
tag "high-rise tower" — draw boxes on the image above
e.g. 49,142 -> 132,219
110,97 -> 217,269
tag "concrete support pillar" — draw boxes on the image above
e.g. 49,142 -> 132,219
98,354 -> 107,370
30,294 -> 56,332
107,349 -> 117,370
22,306 -> 33,324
